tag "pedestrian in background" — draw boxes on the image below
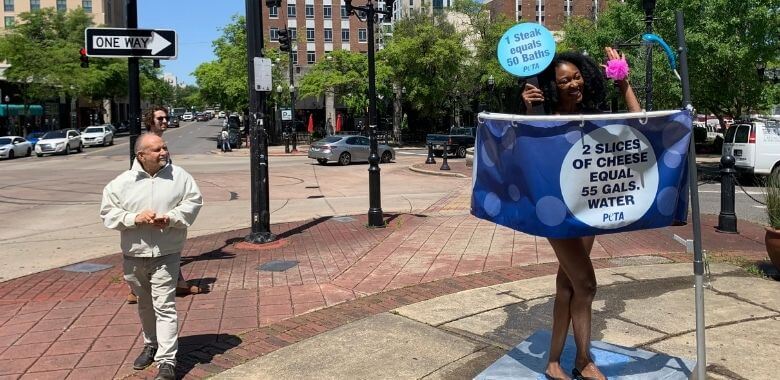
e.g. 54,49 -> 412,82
220,128 -> 231,152
100,134 -> 203,380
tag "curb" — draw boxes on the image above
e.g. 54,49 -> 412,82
408,164 -> 468,178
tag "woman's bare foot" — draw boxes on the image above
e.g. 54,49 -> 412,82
574,362 -> 606,380
545,362 -> 571,380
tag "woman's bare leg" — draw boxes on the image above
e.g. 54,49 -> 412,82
546,266 -> 574,379
548,236 -> 604,380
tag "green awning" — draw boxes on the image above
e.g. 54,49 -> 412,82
0,104 -> 44,117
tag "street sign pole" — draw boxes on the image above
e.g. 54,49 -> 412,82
244,0 -> 275,244
126,0 -> 140,167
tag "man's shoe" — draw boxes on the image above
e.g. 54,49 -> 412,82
155,362 -> 176,380
132,345 -> 157,370
127,292 -> 138,304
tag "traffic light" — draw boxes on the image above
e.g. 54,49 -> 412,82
79,47 -> 89,68
382,0 -> 395,22
384,0 -> 395,20
265,0 -> 281,8
278,29 -> 290,52
344,0 -> 353,15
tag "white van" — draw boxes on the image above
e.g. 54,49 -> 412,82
722,119 -> 780,176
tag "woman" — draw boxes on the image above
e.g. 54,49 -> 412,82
127,106 -> 203,304
521,47 -> 640,380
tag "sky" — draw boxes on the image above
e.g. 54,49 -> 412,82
138,0 -> 246,86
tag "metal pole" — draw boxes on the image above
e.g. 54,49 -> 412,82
366,0 -> 384,227
644,2 -> 655,111
289,43 -> 296,150
244,0 -> 276,243
127,0 -> 140,167
717,155 -> 738,233
676,11 -> 706,380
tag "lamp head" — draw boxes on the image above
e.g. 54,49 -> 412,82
344,0 -> 353,14
642,0 -> 656,15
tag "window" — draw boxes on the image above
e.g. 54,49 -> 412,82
292,51 -> 298,64
341,29 -> 349,42
358,28 -> 367,42
305,4 -> 314,18
287,4 -> 296,17
307,51 -> 315,64
323,5 -> 332,18
4,16 -> 14,27
289,27 -> 297,39
341,5 -> 348,17
270,27 -> 279,41
564,0 -> 572,15
29,0 -> 39,10
269,5 -> 279,17
82,0 -> 92,12
56,0 -> 66,11
306,28 -> 314,41
4,0 -> 13,12
324,28 -> 332,42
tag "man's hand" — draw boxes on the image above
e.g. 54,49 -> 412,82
152,215 -> 170,229
135,210 -> 156,225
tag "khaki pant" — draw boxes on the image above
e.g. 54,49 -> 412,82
123,253 -> 180,366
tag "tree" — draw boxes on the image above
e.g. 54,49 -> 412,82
298,49 -> 374,117
558,0 -> 779,120
193,14 -> 249,112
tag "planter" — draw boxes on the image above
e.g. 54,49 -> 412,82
764,227 -> 780,270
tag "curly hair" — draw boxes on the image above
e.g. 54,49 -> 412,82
143,105 -> 168,132
536,51 -> 607,114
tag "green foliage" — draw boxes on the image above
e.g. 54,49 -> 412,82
558,0 -> 779,116
298,49 -> 372,115
765,174 -> 780,229
193,14 -> 249,112
379,11 -> 470,125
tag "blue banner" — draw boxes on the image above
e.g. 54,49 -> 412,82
471,110 -> 692,238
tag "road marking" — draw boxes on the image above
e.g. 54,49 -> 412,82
397,151 -> 427,156
698,189 -> 764,195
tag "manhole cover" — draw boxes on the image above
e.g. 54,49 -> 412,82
62,263 -> 113,273
332,216 -> 355,223
257,260 -> 299,272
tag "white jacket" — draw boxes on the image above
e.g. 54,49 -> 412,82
100,160 -> 203,257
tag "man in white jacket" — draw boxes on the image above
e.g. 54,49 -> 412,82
100,134 -> 202,380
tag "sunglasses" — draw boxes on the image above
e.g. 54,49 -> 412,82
156,116 -> 169,122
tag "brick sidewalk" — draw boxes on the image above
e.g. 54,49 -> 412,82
0,186 -> 769,379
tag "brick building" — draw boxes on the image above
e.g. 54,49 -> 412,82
486,0 -> 613,31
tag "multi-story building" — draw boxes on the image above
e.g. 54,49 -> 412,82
486,0 -> 608,31
1,0 -> 125,30
0,0 -> 127,134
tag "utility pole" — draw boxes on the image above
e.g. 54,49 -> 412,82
643,0 -> 656,111
127,0 -> 140,166
344,0 -> 395,227
245,0 -> 276,243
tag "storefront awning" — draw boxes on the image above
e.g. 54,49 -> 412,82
0,104 -> 44,117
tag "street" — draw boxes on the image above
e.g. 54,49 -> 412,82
0,119 -> 769,281
0,119 -> 469,281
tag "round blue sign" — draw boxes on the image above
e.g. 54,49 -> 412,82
497,23 -> 556,77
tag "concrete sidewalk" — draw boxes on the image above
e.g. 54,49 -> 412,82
0,185 -> 777,379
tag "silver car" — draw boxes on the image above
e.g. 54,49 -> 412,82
308,135 -> 395,165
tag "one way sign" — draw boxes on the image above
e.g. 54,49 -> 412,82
85,28 -> 177,59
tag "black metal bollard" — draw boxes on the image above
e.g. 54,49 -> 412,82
440,143 -> 451,171
284,134 -> 290,153
425,142 -> 436,164
292,132 -> 298,152
717,154 -> 738,233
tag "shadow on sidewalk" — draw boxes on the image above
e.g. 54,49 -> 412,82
176,333 -> 242,378
277,216 -> 333,239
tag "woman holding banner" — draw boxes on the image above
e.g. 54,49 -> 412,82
521,47 -> 640,380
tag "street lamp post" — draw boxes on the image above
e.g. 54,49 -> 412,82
290,85 -> 298,152
3,95 -> 9,135
345,0 -> 395,228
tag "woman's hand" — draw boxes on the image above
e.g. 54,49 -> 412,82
603,47 -> 642,112
522,83 -> 544,110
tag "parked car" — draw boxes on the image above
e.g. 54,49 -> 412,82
196,113 -> 210,122
168,116 -> 180,128
426,126 -> 476,158
308,135 -> 395,165
722,119 -> 780,177
25,132 -> 45,147
35,129 -> 83,156
181,112 -> 193,121
0,136 -> 32,159
81,125 -> 114,147
216,127 -> 242,149
218,111 -> 226,119
115,121 -> 129,134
